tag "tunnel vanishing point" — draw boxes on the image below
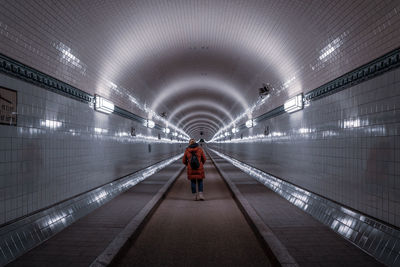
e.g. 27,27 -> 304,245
0,1 -> 400,266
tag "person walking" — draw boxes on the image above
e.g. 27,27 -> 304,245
182,138 -> 206,201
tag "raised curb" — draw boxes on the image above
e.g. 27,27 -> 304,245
90,165 -> 185,267
207,150 -> 299,267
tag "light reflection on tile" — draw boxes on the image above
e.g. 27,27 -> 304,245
0,73 -> 186,227
210,148 -> 400,266
0,154 -> 182,266
209,68 -> 400,232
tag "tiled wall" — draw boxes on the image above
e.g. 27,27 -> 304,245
0,73 -> 183,226
1,1 -> 400,130
210,67 -> 400,227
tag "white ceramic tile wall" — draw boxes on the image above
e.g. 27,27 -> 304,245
210,67 -> 400,227
1,1 -> 400,139
0,73 -> 183,226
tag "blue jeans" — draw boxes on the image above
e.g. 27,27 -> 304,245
191,179 -> 203,193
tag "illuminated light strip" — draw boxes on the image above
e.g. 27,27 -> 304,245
187,127 -> 218,139
151,77 -> 249,119
212,48 -> 400,142
102,81 -> 188,139
41,119 -> 62,128
0,54 -> 182,140
176,111 -> 226,129
211,89 -> 273,140
212,93 -> 302,142
158,79 -> 249,140
183,119 -> 220,132
209,149 -> 399,266
94,127 -> 108,134
168,100 -> 235,126
210,93 -> 300,142
90,128 -> 186,143
0,154 -> 183,266
4,47 -> 398,144
134,134 -> 186,143
186,123 -> 218,133
210,134 -> 274,143
152,112 -> 189,139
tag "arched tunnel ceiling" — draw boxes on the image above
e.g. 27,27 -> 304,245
1,1 -> 399,140
187,123 -> 218,136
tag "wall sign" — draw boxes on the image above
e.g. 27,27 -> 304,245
0,87 -> 17,126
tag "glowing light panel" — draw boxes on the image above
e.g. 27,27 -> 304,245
284,93 -> 303,113
95,95 -> 114,114
147,120 -> 155,128
245,119 -> 254,128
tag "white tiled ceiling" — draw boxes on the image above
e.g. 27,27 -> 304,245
1,0 -> 399,139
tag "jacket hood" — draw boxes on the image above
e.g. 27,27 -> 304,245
188,143 -> 199,148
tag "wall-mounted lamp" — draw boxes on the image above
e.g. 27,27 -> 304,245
224,132 -> 230,136
232,128 -> 238,133
245,119 -> 254,128
173,132 -> 178,136
147,120 -> 155,128
95,95 -> 114,114
284,93 -> 303,113
164,128 -> 170,134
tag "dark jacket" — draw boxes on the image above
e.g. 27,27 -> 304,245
182,143 -> 206,179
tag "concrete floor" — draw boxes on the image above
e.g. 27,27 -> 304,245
209,151 -> 383,267
7,162 -> 183,267
6,155 -> 383,267
114,160 -> 272,267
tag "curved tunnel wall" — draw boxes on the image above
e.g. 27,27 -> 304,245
0,73 -> 184,226
210,67 -> 400,228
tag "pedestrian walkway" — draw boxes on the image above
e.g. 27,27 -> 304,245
6,151 -> 384,267
7,161 -> 183,267
114,159 -> 272,267
208,150 -> 383,267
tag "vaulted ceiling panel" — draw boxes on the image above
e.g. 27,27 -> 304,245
1,0 -> 399,139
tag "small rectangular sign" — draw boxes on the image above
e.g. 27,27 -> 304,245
0,87 -> 17,126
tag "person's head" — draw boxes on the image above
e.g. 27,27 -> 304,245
189,138 -> 196,145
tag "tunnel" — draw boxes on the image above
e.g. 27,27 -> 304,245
0,1 -> 399,266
